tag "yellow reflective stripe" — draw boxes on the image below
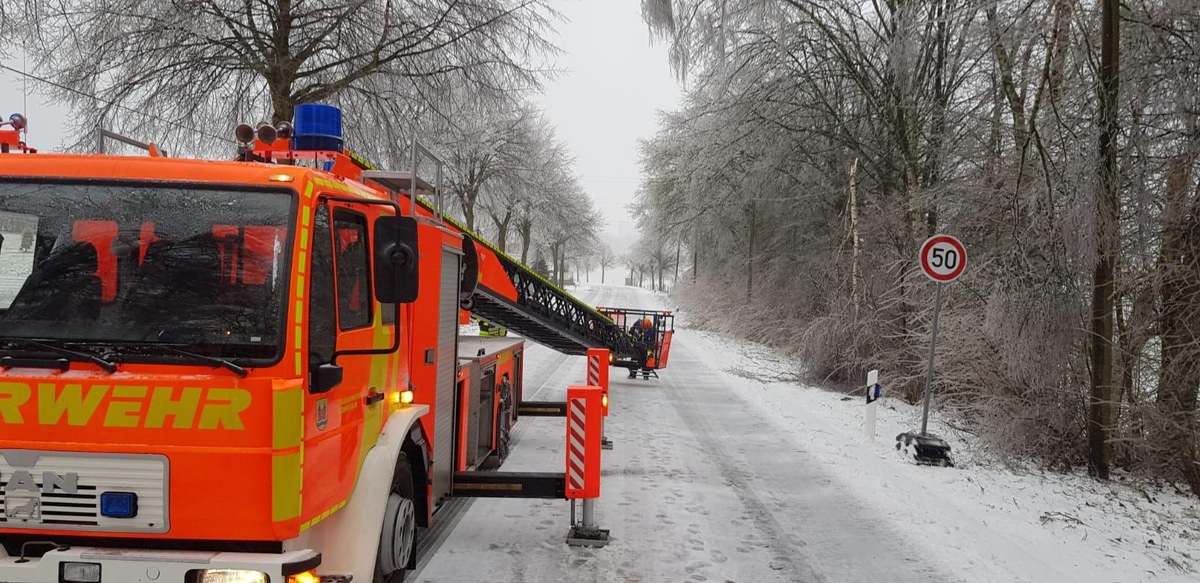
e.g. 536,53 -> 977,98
359,309 -> 389,470
290,202 -> 309,379
300,499 -> 348,532
272,450 -> 303,521
302,229 -> 311,251
273,384 -> 303,450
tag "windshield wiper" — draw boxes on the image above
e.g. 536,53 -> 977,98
0,338 -> 118,373
163,346 -> 248,377
113,344 -> 248,377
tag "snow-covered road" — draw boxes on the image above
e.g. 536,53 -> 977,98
411,284 -> 957,583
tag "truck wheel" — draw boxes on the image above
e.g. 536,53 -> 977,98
375,455 -> 418,583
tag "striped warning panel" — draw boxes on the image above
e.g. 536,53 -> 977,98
587,355 -> 602,386
567,398 -> 586,492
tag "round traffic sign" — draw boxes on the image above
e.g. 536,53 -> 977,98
919,235 -> 967,283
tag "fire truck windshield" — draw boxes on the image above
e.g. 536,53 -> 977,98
0,181 -> 294,361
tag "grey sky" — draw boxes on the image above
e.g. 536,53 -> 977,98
534,1 -> 682,255
1,1 -> 681,256
0,57 -> 69,151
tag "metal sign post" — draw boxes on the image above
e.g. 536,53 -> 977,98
864,369 -> 881,440
920,284 -> 942,435
896,234 -> 966,466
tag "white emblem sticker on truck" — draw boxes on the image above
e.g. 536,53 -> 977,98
4,494 -> 41,521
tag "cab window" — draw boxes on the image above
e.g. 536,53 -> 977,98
308,205 -> 336,364
334,209 -> 372,330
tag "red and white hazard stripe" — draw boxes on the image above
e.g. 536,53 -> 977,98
587,355 -> 601,386
567,398 -> 586,491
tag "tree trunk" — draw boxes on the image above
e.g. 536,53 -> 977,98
1088,0 -> 1120,480
1156,115 -> 1200,492
674,240 -> 681,282
270,86 -> 296,125
549,242 -> 561,286
986,4 -> 1029,149
519,221 -> 532,264
494,210 -> 512,253
850,158 -> 861,319
692,228 -> 699,283
747,200 -> 756,302
1048,0 -> 1073,105
461,186 -> 478,232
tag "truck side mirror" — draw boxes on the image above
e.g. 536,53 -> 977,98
311,362 -> 344,394
459,234 -> 479,309
374,215 -> 419,304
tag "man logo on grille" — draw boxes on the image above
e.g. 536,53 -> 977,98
1,470 -> 79,494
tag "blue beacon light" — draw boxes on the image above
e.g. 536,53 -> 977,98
292,104 -> 343,153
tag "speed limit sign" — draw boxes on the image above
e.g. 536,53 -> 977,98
919,235 -> 966,283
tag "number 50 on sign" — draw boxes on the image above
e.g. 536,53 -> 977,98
920,235 -> 967,283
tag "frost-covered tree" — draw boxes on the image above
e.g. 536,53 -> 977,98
639,0 -> 1200,492
9,0 -> 558,154
597,242 -> 617,284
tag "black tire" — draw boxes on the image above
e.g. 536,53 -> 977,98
374,454 -> 418,583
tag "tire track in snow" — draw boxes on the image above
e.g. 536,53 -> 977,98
415,285 -> 955,583
659,355 -> 827,582
655,318 -> 958,583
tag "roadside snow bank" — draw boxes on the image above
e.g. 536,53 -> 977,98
680,325 -> 1200,583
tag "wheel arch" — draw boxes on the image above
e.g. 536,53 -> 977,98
401,421 -> 432,527
284,404 -> 428,582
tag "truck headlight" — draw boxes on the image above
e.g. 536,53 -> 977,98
193,570 -> 268,583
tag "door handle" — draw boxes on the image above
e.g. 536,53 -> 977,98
365,388 -> 385,405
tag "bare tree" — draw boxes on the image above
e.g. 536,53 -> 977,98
15,0 -> 558,153
475,111 -> 573,253
434,98 -> 539,231
540,182 -> 602,287
598,242 -> 617,284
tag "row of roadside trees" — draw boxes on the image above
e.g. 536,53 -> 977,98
633,0 -> 1200,493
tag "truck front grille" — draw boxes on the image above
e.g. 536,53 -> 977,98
0,450 -> 168,533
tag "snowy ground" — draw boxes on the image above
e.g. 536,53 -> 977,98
416,283 -> 1200,583
0,229 -> 35,308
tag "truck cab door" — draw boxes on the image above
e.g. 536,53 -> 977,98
303,200 -> 386,519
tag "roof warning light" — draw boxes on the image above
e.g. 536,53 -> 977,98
293,103 -> 343,152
